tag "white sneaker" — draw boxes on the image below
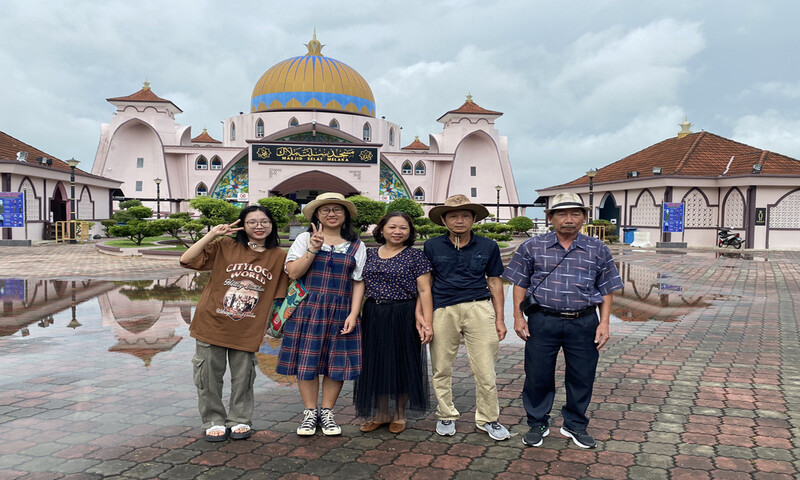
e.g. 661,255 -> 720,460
477,421 -> 510,441
296,408 -> 318,436
436,419 -> 456,436
319,408 -> 341,436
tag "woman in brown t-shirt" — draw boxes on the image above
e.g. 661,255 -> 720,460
180,205 -> 289,442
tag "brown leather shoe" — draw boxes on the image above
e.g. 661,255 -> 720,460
388,420 -> 406,434
359,421 -> 386,432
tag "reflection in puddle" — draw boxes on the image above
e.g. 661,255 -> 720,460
1,275 -> 209,368
611,261 -> 714,323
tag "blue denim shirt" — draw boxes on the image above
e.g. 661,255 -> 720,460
502,232 -> 622,311
424,233 -> 504,310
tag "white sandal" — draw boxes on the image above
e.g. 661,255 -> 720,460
229,423 -> 253,440
204,425 -> 228,442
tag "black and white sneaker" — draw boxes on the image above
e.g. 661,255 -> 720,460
319,408 -> 341,436
560,426 -> 596,448
297,408 -> 318,436
522,425 -> 549,447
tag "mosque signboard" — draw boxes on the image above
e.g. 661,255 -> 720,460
662,202 -> 684,233
251,144 -> 378,165
0,192 -> 25,228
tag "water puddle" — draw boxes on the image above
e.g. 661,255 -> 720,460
1,275 -> 291,371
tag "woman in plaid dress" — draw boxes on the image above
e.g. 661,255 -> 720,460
276,193 -> 366,436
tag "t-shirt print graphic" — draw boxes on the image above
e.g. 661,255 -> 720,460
219,279 -> 260,321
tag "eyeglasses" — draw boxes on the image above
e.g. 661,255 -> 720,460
318,207 -> 345,215
245,220 -> 272,228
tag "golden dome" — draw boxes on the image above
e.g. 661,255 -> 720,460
250,33 -> 375,117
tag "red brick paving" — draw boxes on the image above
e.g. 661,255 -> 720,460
1,245 -> 799,478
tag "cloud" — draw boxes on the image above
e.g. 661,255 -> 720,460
755,81 -> 800,99
731,110 -> 800,159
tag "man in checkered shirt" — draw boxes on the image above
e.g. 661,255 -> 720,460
503,192 -> 623,449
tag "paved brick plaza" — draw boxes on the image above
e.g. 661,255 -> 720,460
0,244 -> 798,479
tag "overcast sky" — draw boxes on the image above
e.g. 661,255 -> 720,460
2,0 -> 799,203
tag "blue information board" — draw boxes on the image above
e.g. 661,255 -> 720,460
662,202 -> 684,233
0,192 -> 25,227
0,279 -> 26,301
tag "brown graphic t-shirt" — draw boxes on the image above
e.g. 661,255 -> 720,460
181,236 -> 290,352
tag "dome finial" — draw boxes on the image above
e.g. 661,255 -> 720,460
678,116 -> 692,138
143,80 -> 151,91
306,29 -> 324,56
466,92 -> 473,103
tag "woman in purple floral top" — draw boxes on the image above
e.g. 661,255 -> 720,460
354,212 -> 433,434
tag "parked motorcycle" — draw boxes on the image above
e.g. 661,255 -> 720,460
716,227 -> 744,249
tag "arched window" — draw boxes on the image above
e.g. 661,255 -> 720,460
288,117 -> 299,128
230,123 -> 236,141
363,122 -> 371,141
414,161 -> 426,175
256,119 -> 264,138
401,161 -> 413,175
389,128 -> 394,146
210,156 -> 222,170
20,178 -> 40,221
78,186 -> 93,220
329,119 -> 339,129
195,156 -> 208,170
414,187 -> 424,201
196,183 -> 208,196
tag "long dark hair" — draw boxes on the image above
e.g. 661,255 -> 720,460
235,205 -> 280,248
373,211 -> 416,246
308,207 -> 359,242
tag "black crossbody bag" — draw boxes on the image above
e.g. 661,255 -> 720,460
519,249 -> 573,317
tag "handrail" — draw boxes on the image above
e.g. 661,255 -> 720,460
55,221 -> 91,243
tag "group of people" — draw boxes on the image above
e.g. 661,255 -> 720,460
180,190 -> 622,449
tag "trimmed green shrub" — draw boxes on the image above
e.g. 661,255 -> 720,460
385,198 -> 424,220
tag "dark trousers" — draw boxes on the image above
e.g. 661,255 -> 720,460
522,309 -> 599,431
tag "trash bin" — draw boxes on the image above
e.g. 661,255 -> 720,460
623,227 -> 638,245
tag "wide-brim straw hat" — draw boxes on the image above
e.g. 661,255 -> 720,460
544,192 -> 590,215
302,192 -> 358,220
428,194 -> 490,226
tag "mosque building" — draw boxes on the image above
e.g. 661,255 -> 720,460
536,119 -> 800,250
91,33 -> 519,218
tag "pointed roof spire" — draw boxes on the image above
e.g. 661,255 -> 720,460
678,116 -> 692,138
305,29 -> 324,56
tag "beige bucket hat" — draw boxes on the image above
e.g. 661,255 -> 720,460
302,192 -> 358,220
544,192 -> 590,215
428,194 -> 490,226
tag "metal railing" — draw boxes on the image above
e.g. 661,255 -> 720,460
581,224 -> 606,242
55,221 -> 91,243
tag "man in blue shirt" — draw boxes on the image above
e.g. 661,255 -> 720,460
424,194 -> 510,441
503,192 -> 623,449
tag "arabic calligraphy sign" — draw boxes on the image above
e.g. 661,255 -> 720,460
251,144 -> 378,165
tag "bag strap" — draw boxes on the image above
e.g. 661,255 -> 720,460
530,247 -> 574,295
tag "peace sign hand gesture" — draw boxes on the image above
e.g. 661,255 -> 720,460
210,219 -> 243,237
309,222 -> 324,250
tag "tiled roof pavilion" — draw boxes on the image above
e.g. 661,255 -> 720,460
547,131 -> 800,190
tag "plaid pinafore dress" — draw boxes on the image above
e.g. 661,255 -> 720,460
276,239 -> 362,381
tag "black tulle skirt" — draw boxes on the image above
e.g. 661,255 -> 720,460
354,298 -> 430,418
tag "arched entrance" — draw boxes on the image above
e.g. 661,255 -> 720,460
271,170 -> 359,205
51,183 -> 68,222
598,193 -> 620,235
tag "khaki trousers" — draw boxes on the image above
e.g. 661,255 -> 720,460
430,299 -> 500,425
192,340 -> 258,429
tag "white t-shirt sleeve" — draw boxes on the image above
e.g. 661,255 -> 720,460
351,241 -> 367,281
285,231 -> 310,266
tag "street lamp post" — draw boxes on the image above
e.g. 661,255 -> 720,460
154,178 -> 162,219
586,169 -> 597,222
494,185 -> 503,222
66,158 -> 80,244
